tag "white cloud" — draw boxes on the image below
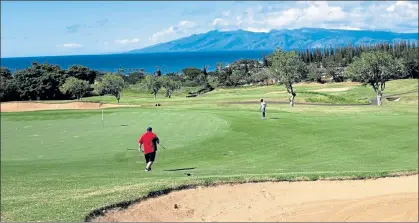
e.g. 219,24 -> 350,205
386,0 -> 418,17
150,20 -> 197,42
212,18 -> 229,28
235,16 -> 243,26
56,43 -> 83,48
352,1 -> 418,32
151,27 -> 177,42
337,25 -> 361,31
265,1 -> 345,28
114,38 -> 140,45
387,0 -> 418,13
209,1 -> 417,33
178,20 -> 196,29
245,27 -> 270,33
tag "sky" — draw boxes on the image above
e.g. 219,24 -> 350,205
1,1 -> 418,58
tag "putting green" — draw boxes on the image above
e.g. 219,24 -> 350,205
1,105 -> 418,221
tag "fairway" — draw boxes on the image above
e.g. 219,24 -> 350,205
1,80 -> 418,222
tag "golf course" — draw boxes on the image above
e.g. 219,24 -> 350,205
1,79 -> 418,222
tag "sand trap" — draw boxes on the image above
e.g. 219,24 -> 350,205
267,91 -> 287,94
92,175 -> 418,222
0,102 -> 135,112
312,87 -> 350,92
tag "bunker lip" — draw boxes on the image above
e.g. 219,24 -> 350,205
0,101 -> 138,112
85,172 -> 418,222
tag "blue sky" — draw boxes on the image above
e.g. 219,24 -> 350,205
1,1 -> 418,58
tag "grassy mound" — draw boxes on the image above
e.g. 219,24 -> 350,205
1,80 -> 418,221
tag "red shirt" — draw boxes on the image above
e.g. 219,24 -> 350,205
139,132 -> 159,154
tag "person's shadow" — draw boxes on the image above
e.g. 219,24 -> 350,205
163,167 -> 196,172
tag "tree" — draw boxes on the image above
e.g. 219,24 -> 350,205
66,65 -> 98,84
94,73 -> 125,104
345,51 -> 406,106
12,62 -> 66,100
306,63 -> 324,83
324,59 -> 344,82
0,67 -> 12,99
59,77 -> 90,100
143,75 -> 161,99
181,67 -> 203,86
269,49 -> 307,106
0,67 -> 12,79
263,56 -> 269,67
155,66 -> 162,76
0,67 -> 19,101
401,49 -> 419,79
250,68 -> 273,84
227,70 -> 244,86
161,76 -> 181,98
203,65 -> 208,76
125,71 -> 145,84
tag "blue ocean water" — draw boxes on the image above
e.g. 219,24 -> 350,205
0,51 -> 272,73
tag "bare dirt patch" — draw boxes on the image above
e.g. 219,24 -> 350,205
92,175 -> 418,222
0,102 -> 136,112
296,82 -> 361,87
312,87 -> 351,92
266,91 -> 287,94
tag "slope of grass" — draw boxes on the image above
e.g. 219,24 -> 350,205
1,79 -> 418,221
1,104 -> 418,221
81,79 -> 417,106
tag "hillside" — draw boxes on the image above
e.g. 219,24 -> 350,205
128,28 -> 418,53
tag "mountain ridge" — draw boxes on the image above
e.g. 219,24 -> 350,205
128,27 -> 418,54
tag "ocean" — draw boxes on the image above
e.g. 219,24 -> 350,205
0,51 -> 272,74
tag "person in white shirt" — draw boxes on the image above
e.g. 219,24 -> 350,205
260,99 -> 267,119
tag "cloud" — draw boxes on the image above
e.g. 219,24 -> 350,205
151,20 -> 197,42
56,43 -> 83,48
386,1 -> 418,17
350,1 -> 418,33
244,27 -> 270,33
208,1 -> 418,33
265,2 -> 345,28
212,18 -> 229,28
337,25 -> 361,31
114,38 -> 140,45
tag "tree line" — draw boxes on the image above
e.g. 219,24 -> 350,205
1,41 -> 417,106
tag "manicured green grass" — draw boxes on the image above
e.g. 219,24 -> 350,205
82,79 -> 418,106
1,80 -> 418,221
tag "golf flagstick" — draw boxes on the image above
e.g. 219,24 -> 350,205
99,101 -> 104,128
101,109 -> 104,128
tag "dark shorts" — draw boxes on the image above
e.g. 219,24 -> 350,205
144,152 -> 156,163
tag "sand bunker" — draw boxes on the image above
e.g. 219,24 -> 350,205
267,91 -> 287,94
0,102 -> 135,112
312,87 -> 350,92
92,175 -> 418,222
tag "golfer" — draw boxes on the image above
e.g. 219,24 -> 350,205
138,127 -> 160,172
260,99 -> 267,119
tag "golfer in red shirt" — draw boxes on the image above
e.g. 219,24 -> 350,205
138,127 -> 160,172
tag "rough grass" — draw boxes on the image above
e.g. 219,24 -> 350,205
1,79 -> 418,221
